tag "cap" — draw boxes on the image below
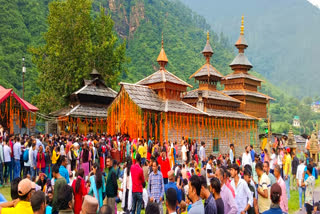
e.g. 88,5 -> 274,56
81,195 -> 98,214
18,178 -> 33,196
286,148 -> 290,153
271,183 -> 282,196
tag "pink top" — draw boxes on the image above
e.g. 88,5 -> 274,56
226,179 -> 236,198
277,177 -> 288,212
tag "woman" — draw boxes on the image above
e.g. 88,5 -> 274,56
270,148 -> 277,174
37,145 -> 46,174
72,169 -> 87,214
81,143 -> 90,178
262,183 -> 284,214
89,163 -> 105,208
121,159 -> 132,214
44,146 -> 52,179
51,145 -> 60,165
36,173 -> 47,191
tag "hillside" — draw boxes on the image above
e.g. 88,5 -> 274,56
181,0 -> 320,98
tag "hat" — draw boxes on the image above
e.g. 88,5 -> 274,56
286,148 -> 290,153
271,183 -> 282,196
18,178 -> 34,196
80,195 -> 98,214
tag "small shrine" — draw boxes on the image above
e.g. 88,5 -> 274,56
309,130 -> 319,163
287,129 -> 297,155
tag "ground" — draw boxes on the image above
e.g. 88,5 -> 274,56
0,179 -> 319,214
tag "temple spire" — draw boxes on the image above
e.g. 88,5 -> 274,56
235,15 -> 248,53
157,32 -> 168,70
240,15 -> 244,35
202,31 -> 213,64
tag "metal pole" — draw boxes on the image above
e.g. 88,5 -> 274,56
22,72 -> 24,99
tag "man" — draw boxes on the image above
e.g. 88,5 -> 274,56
255,161 -> 271,213
52,164 -> 67,214
274,164 -> 288,213
199,142 -> 206,167
296,157 -> 305,211
131,153 -> 145,214
106,157 -> 118,214
0,178 -> 34,214
31,190 -> 46,214
157,150 -> 170,184
252,154 -> 259,185
30,143 -> 37,178
229,144 -> 234,164
210,177 -> 224,214
166,188 -> 178,214
291,152 -> 299,191
148,160 -> 165,214
301,164 -> 315,214
262,183 -> 284,214
165,170 -> 182,203
13,136 -> 22,179
242,146 -> 252,167
199,175 -> 217,214
283,148 -> 291,200
230,163 -> 253,214
3,139 -> 12,184
263,161 -> 276,186
145,202 -> 160,214
57,184 -> 74,214
250,145 -> 255,163
59,155 -> 70,184
206,155 -> 215,186
0,138 -> 4,186
188,175 -> 204,214
181,141 -> 187,163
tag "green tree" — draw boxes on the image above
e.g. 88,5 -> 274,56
31,0 -> 127,113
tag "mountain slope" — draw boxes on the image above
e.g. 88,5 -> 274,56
181,0 -> 320,97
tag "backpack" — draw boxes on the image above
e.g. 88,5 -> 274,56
23,149 -> 29,162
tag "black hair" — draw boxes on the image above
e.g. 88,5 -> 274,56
31,190 -> 45,212
208,155 -> 214,160
189,175 -> 201,196
136,153 -> 141,163
52,164 -> 60,174
199,175 -> 207,188
126,159 -> 132,176
183,178 -> 188,186
98,205 -> 113,214
58,184 -> 73,210
75,168 -> 84,193
112,159 -> 118,167
166,188 -> 177,209
230,163 -> 240,174
264,161 -> 270,167
210,177 -> 221,194
255,161 -> 263,171
153,160 -> 159,166
11,177 -> 22,200
244,164 -> 252,175
201,141 -> 205,146
243,169 -> 252,177
307,164 -> 313,174
271,189 -> 281,204
93,163 -> 103,190
145,202 -> 160,214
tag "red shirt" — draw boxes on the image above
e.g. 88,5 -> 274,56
131,163 -> 145,193
72,177 -> 87,214
157,156 -> 170,179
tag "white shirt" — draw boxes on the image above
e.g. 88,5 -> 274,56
199,146 -> 206,161
3,144 -> 11,162
182,145 -> 187,161
296,163 -> 306,186
270,153 -> 276,170
206,163 -> 213,185
242,152 -> 252,166
231,178 -> 253,214
230,148 -> 234,164
13,142 -> 22,160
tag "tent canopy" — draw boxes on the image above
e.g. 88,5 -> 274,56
0,86 -> 38,112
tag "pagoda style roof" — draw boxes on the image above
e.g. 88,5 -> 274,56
73,78 -> 117,98
230,53 -> 252,68
183,89 -> 241,103
136,69 -> 192,87
121,83 -> 205,114
224,73 -> 264,82
206,109 -> 255,120
189,64 -> 223,79
235,34 -> 248,47
51,104 -> 108,118
223,89 -> 274,100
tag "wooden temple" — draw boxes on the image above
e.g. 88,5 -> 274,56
106,17 -> 271,155
50,69 -> 117,134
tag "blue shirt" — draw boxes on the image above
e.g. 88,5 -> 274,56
59,165 -> 70,184
204,194 -> 217,214
304,166 -> 317,181
45,205 -> 52,214
250,149 -> 255,162
13,142 -> 21,160
165,181 -> 182,203
189,199 -> 205,214
262,206 -> 287,214
148,170 -> 164,202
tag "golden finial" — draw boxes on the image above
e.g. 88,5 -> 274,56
161,32 -> 164,49
207,31 -> 209,41
157,32 -> 168,67
240,15 -> 244,35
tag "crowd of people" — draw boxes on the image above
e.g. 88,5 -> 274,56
0,132 -> 319,214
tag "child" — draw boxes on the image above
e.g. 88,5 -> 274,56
180,201 -> 187,214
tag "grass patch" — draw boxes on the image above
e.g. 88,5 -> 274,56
0,186 -> 11,201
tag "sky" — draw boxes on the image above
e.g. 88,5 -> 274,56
307,0 -> 320,8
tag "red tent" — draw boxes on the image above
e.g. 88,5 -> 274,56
0,86 -> 38,112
